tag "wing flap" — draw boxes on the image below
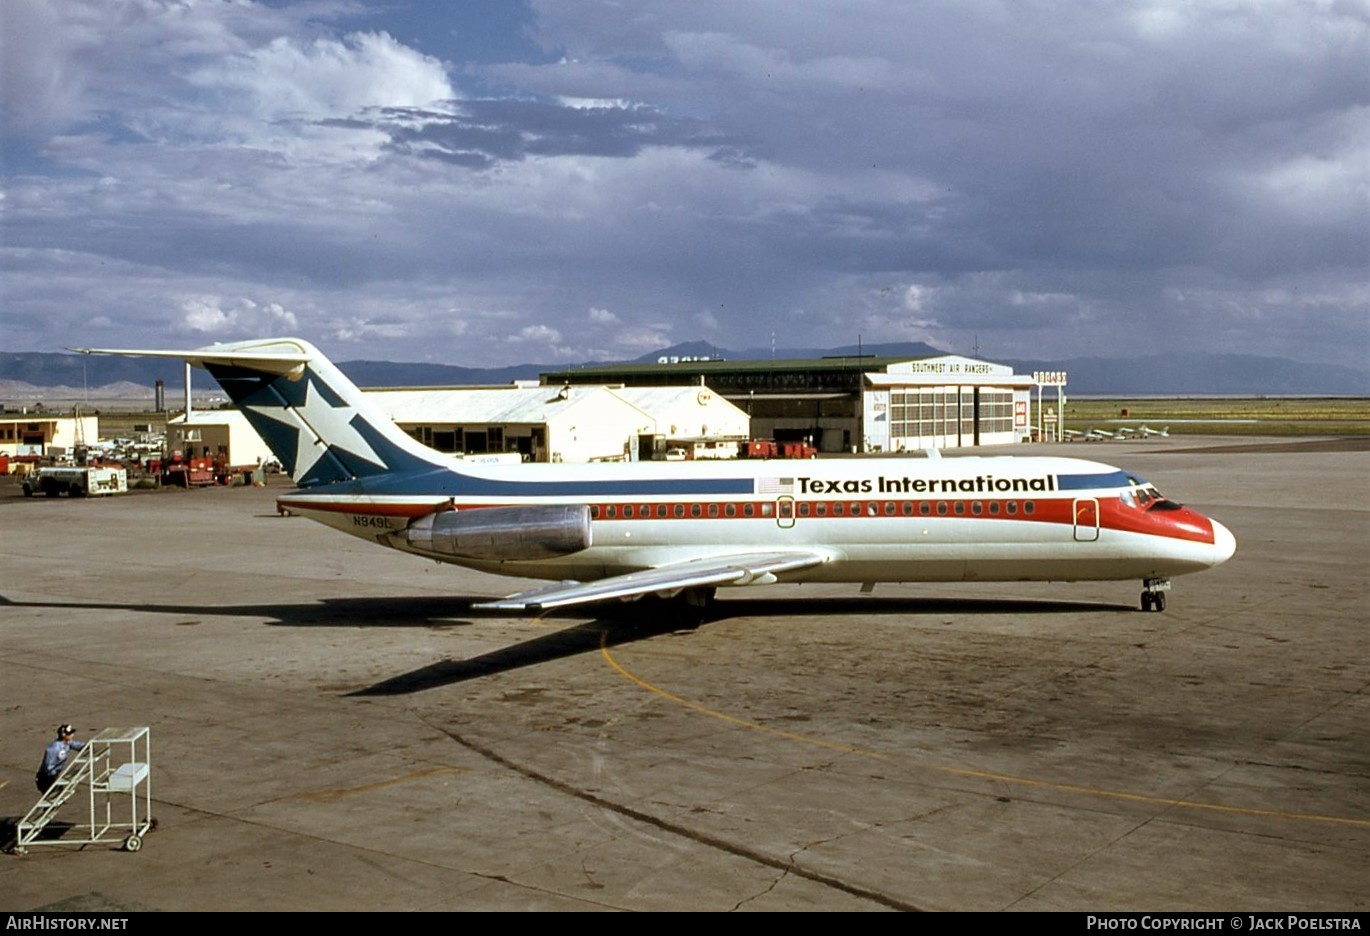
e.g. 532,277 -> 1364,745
474,550 -> 832,612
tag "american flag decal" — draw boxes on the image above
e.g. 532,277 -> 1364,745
757,477 -> 794,494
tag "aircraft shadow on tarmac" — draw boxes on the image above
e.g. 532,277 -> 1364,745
1,593 -> 1128,696
352,595 -> 1132,696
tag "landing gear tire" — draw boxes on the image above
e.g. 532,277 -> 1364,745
673,587 -> 715,629
1140,577 -> 1171,612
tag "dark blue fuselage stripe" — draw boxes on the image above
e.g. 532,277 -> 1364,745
1056,470 -> 1131,491
314,466 -> 757,499
477,478 -> 755,496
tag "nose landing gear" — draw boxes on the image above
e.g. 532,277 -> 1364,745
1140,578 -> 1171,612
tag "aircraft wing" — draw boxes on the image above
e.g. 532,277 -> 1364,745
473,550 -> 834,612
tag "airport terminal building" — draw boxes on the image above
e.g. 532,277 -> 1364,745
543,354 -> 1036,453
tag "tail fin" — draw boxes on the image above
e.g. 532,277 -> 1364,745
76,338 -> 444,486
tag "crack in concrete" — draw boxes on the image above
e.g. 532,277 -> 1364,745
423,715 -> 924,911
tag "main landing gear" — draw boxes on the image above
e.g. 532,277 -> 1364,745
670,587 -> 716,628
1140,578 -> 1171,612
603,587 -> 716,629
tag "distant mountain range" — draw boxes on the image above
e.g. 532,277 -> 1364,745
1,342 -> 1365,398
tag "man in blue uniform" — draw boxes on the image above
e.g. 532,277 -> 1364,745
35,724 -> 85,793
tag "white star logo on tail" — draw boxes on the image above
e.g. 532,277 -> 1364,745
246,375 -> 384,480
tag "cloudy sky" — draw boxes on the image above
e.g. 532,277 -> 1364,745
2,0 -> 1366,369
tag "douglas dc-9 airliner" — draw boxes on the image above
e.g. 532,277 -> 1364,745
82,338 -> 1234,615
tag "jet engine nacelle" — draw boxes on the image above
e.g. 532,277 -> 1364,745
404,505 -> 592,561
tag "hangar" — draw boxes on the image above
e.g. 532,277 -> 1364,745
541,353 -> 1040,453
157,381 -> 750,467
366,383 -> 749,463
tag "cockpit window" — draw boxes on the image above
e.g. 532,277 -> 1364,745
1124,479 -> 1183,511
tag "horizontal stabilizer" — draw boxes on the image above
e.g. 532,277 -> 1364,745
71,340 -> 313,378
475,550 -> 832,611
73,338 -> 447,485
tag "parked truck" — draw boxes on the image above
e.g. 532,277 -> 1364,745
22,466 -> 129,497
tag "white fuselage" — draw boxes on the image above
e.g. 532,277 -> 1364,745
279,453 -> 1235,588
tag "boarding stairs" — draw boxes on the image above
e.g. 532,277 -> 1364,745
9,727 -> 153,854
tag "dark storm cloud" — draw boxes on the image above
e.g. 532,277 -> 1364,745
0,0 -> 1365,369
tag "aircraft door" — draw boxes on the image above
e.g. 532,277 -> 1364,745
776,495 -> 795,529
1073,498 -> 1100,542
